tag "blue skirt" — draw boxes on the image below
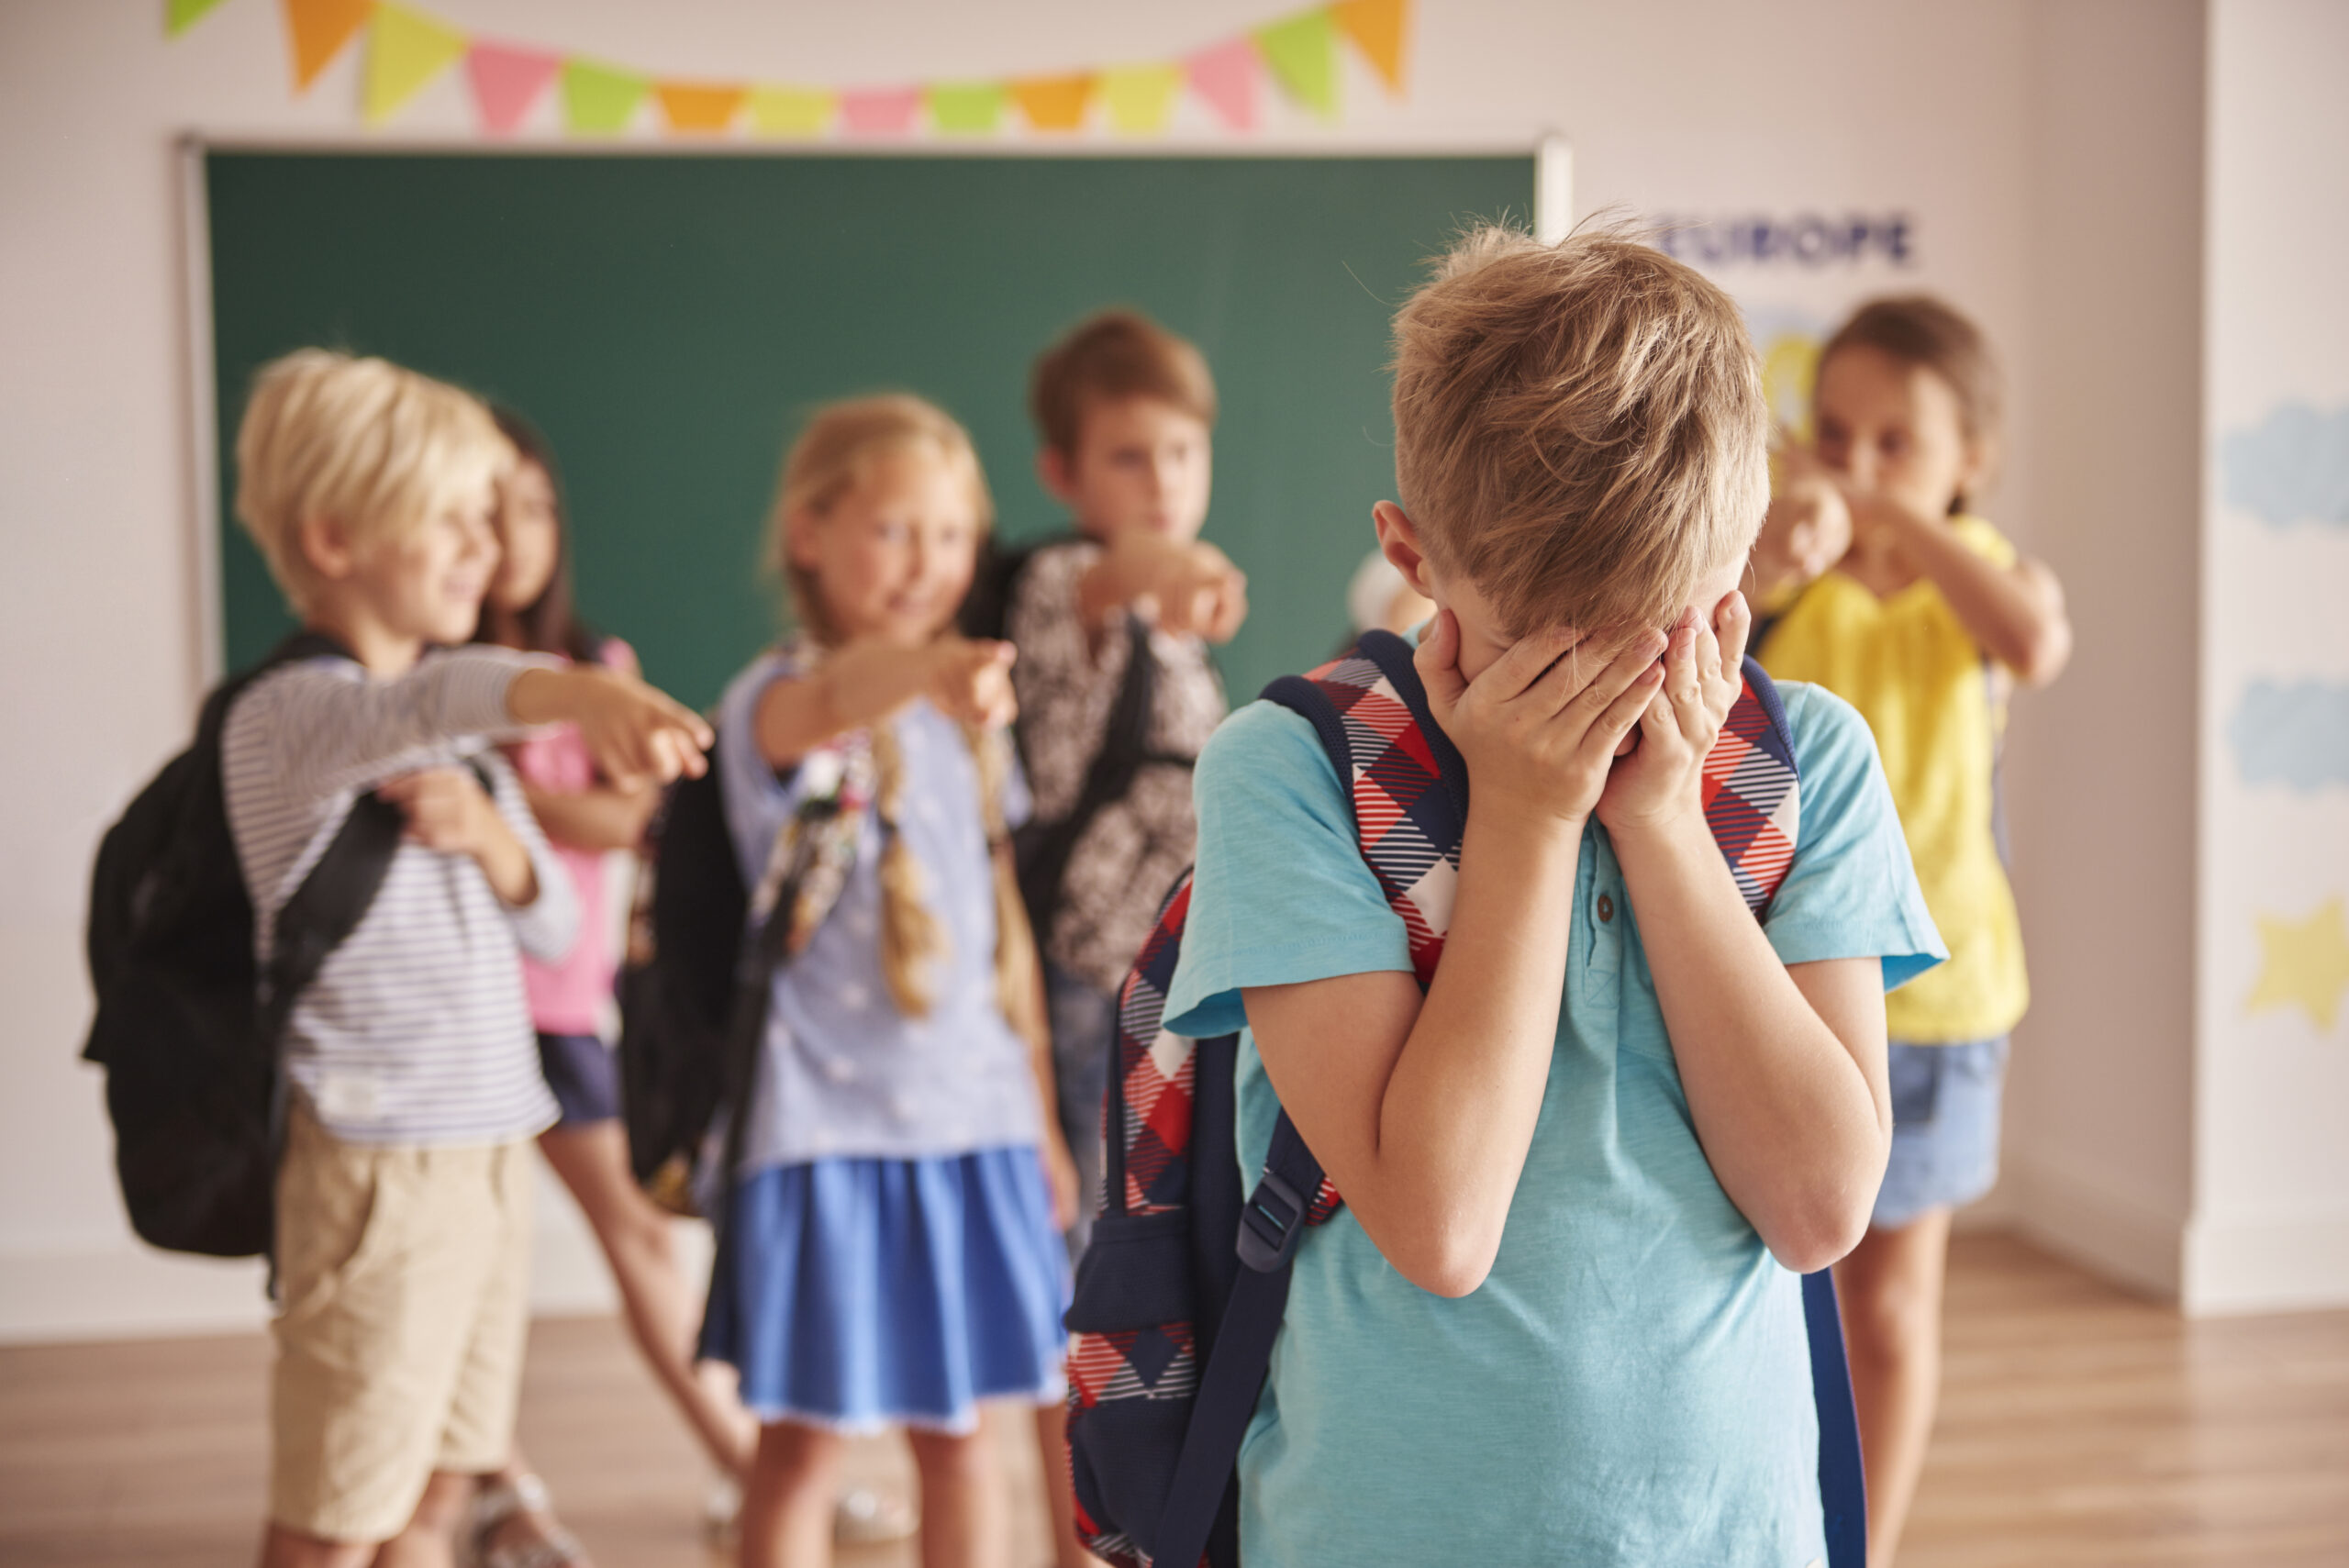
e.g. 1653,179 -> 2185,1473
698,1149 -> 1070,1433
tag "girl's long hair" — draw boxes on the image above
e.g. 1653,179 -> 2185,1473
479,406 -> 602,662
771,395 -> 1034,1038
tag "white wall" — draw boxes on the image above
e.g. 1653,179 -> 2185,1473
1998,0 -> 2207,1297
0,0 -> 2078,1340
2188,0 -> 2349,1315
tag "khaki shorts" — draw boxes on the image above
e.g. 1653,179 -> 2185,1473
269,1106 -> 535,1543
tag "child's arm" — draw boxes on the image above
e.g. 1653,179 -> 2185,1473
521,779 -> 660,853
1076,530 -> 1249,645
376,766 -> 538,906
506,664 -> 713,786
1854,495 -> 2071,686
1240,613 -> 1669,1298
1598,594 -> 1890,1273
751,638 -> 1017,769
1749,477 -> 1853,602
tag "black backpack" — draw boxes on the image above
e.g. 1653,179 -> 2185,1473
617,733 -> 846,1218
962,535 -> 1197,944
83,633 -> 403,1261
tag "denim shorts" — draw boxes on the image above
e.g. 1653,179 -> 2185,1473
1873,1035 -> 2010,1230
536,1030 -> 621,1128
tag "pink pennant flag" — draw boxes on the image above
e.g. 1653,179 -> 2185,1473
839,86 -> 922,135
1186,36 -> 1259,131
467,40 -> 561,136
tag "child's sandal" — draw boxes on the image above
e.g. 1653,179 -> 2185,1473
471,1473 -> 589,1568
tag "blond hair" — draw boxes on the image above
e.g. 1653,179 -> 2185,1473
770,394 -> 994,645
766,395 -> 1035,1036
1030,309 -> 1217,457
233,349 -> 508,612
1389,225 -> 1769,637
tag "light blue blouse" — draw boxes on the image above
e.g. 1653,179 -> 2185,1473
1163,678 -> 1943,1567
717,652 -> 1041,1173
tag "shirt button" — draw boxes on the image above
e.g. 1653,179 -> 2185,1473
1596,893 -> 1615,923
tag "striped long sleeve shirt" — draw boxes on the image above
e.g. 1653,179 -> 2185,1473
221,647 -> 576,1146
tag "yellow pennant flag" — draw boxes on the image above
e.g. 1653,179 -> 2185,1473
364,4 -> 471,125
283,0 -> 373,92
747,85 -> 834,137
1331,0 -> 1409,94
1100,63 -> 1183,134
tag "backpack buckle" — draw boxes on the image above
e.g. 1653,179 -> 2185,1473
1237,1168 -> 1307,1273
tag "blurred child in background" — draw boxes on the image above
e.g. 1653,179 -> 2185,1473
1000,311 -> 1246,1262
1751,296 -> 2071,1566
224,350 -> 707,1568
699,395 -> 1082,1568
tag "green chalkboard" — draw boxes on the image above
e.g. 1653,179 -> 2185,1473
206,150 -> 1533,707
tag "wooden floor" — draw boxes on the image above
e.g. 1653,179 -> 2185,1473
2,1233 -> 2343,1565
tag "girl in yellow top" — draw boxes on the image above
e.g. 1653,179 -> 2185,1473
1753,296 -> 2071,1568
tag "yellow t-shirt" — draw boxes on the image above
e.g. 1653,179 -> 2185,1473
1756,516 -> 2029,1042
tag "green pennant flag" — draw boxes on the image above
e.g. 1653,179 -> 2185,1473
927,82 -> 1007,135
562,58 -> 651,134
1254,9 -> 1339,119
165,0 -> 228,36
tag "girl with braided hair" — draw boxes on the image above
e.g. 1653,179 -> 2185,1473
700,395 -> 1084,1568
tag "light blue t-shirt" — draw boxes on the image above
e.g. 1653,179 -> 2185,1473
717,652 -> 1041,1173
1162,679 -> 1943,1567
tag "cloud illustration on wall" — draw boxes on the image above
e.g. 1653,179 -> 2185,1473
2221,402 -> 2349,530
2230,680 -> 2349,790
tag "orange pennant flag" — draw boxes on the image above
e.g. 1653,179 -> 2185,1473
283,0 -> 373,92
1011,73 -> 1095,132
1331,0 -> 1410,94
656,81 -> 747,133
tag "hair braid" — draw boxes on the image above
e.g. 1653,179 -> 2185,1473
871,724 -> 946,1018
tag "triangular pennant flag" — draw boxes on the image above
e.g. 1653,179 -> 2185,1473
926,82 -> 1007,135
363,4 -> 469,126
1254,9 -> 1338,118
562,59 -> 651,134
747,85 -> 834,137
1010,73 -> 1096,132
166,0 -> 229,38
840,86 -> 922,135
467,40 -> 560,135
283,0 -> 373,92
1185,37 -> 1259,131
1100,63 -> 1184,134
1331,0 -> 1408,93
656,81 -> 747,133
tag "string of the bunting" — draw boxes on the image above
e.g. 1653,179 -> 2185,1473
170,0 -> 1410,138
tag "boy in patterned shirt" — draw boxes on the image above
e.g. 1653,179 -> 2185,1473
1002,310 -> 1248,1256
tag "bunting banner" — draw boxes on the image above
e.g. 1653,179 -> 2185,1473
177,0 -> 1411,139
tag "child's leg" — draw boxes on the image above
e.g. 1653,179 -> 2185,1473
740,1421 -> 843,1568
373,1472 -> 479,1568
906,1424 -> 1006,1568
1834,1207 -> 1954,1568
256,1524 -> 374,1568
1030,1400 -> 1107,1568
539,1121 -> 759,1475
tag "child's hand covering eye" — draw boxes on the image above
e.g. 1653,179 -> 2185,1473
1596,590 -> 1753,836
1414,608 -> 1667,832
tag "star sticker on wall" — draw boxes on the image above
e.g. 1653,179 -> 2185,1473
2246,896 -> 2349,1031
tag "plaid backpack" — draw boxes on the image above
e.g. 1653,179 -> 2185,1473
1065,628 -> 1866,1568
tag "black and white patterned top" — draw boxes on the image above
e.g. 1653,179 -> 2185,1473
222,648 -> 575,1146
1006,539 -> 1227,996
